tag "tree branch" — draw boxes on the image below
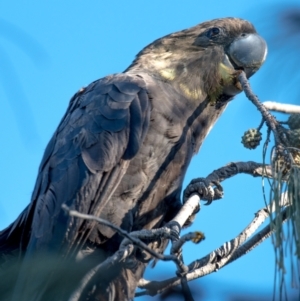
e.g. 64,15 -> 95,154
137,202 -> 290,297
238,72 -> 282,143
226,206 -> 290,265
238,71 -> 292,154
263,101 -> 300,114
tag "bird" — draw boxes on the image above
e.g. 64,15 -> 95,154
0,17 -> 267,301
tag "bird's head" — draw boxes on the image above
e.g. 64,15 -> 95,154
128,18 -> 267,103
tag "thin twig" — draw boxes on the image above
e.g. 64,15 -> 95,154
62,205 -> 178,262
238,72 -> 282,145
181,276 -> 195,301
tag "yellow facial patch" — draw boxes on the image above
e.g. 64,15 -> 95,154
159,68 -> 176,81
218,62 -> 235,85
179,83 -> 203,100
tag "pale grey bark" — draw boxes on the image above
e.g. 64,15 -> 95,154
263,101 -> 300,114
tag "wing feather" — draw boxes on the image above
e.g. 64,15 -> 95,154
1,73 -> 150,261
2,73 -> 150,300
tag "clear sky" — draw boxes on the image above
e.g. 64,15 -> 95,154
0,1 -> 299,300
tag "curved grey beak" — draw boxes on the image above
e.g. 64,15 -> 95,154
227,33 -> 268,78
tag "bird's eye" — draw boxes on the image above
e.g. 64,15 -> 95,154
207,27 -> 220,38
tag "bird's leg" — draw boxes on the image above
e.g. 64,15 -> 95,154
183,161 -> 271,217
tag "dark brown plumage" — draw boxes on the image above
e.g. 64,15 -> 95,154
0,18 -> 267,301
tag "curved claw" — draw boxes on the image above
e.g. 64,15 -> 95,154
184,178 -> 224,206
204,199 -> 212,206
204,180 -> 224,205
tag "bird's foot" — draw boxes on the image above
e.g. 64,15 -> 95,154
183,177 -> 224,206
121,222 -> 181,263
164,221 -> 181,242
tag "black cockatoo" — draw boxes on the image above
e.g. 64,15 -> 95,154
0,17 -> 267,301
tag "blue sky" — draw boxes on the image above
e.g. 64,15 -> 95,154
0,1 -> 299,300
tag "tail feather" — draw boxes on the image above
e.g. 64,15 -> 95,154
0,206 -> 30,265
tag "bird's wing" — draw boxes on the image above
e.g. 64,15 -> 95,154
1,73 -> 151,257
